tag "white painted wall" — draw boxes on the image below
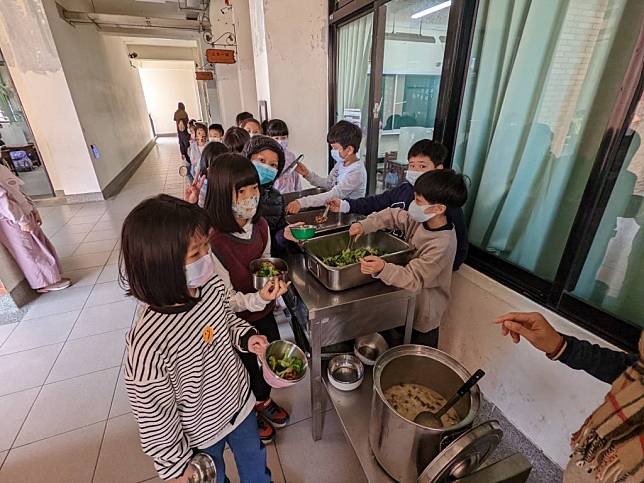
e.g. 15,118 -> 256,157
440,266 -> 623,468
43,0 -> 153,190
0,0 -> 101,196
137,60 -> 201,135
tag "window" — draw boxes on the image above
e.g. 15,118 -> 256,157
454,0 -> 644,348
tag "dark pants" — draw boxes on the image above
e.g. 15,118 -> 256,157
382,327 -> 440,348
200,411 -> 271,483
238,312 -> 280,402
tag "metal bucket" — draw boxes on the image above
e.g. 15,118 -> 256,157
369,345 -> 480,482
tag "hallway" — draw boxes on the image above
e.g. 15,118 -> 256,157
0,139 -> 366,483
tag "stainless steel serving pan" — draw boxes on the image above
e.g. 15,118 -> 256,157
286,209 -> 364,237
282,187 -> 328,207
302,231 -> 413,291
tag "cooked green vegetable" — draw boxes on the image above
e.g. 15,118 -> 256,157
256,262 -> 282,278
268,355 -> 305,380
323,247 -> 385,267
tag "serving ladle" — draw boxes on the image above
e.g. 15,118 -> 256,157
414,369 -> 485,428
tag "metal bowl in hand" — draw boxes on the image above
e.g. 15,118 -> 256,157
262,340 -> 308,388
249,258 -> 289,290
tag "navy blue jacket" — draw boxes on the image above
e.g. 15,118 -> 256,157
347,182 -> 469,270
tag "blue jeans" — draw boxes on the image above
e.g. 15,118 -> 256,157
200,411 -> 271,483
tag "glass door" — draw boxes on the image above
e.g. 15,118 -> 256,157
0,49 -> 54,197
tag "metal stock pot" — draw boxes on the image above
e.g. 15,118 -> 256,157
369,345 -> 481,482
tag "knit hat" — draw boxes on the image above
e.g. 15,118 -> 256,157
242,135 -> 285,179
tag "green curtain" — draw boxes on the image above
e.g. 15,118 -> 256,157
453,0 -> 637,280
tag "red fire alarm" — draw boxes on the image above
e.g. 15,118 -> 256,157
195,71 -> 214,81
206,49 -> 236,64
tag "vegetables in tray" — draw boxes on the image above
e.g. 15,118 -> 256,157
267,355 -> 306,380
323,247 -> 386,267
255,262 -> 283,278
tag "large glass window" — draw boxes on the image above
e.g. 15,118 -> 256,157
571,95 -> 644,328
376,0 -> 450,193
453,0 -> 642,282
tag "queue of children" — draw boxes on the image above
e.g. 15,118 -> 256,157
132,111 -> 469,482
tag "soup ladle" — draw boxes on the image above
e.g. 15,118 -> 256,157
414,369 -> 485,428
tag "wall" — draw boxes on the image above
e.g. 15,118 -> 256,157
43,0 -> 153,191
440,266 -> 623,468
137,60 -> 201,134
0,0 -> 101,196
127,44 -> 196,62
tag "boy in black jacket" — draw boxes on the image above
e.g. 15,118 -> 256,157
329,139 -> 468,270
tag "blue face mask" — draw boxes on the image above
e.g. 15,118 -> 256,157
252,161 -> 278,185
330,149 -> 344,164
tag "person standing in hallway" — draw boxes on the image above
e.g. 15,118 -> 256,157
0,164 -> 71,293
177,119 -> 192,181
173,102 -> 189,131
188,123 -> 209,179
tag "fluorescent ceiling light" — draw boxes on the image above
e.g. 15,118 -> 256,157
411,1 -> 452,19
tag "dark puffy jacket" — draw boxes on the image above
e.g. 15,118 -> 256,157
347,181 -> 469,271
260,185 -> 287,237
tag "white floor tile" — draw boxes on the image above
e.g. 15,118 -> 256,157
0,311 -> 78,355
69,300 -> 136,340
107,249 -> 120,265
56,222 -> 95,235
85,281 -> 128,307
59,250 -> 111,272
15,367 -> 119,446
0,422 -> 105,483
23,286 -> 92,320
84,229 -> 121,243
97,263 -> 120,284
0,450 -> 6,469
67,214 -> 102,225
109,367 -> 130,418
93,413 -> 157,483
54,243 -> 80,258
271,371 -> 332,427
0,344 -> 62,396
0,388 -> 39,451
64,267 -> 103,287
73,239 -> 118,256
51,231 -> 88,247
46,329 -> 127,383
276,413 -> 367,483
0,324 -> 17,347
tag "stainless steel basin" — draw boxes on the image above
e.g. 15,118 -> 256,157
286,209 -> 364,237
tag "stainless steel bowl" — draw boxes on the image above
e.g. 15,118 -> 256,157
263,340 -> 308,387
249,258 -> 289,290
327,354 -> 364,391
354,333 -> 389,366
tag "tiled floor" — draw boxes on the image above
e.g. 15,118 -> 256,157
0,139 -> 366,483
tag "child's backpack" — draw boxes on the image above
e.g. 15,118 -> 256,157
10,150 -> 34,172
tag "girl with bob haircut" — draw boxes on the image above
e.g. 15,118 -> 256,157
223,126 -> 251,153
205,154 -> 291,444
119,194 -> 272,483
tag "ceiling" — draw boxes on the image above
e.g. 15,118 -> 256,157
58,0 -> 209,20
119,36 -> 198,47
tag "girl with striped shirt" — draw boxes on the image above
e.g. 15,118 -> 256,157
120,195 -> 271,482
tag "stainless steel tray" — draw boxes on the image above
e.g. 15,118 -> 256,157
286,209 -> 364,237
302,231 -> 413,291
283,188 -> 328,212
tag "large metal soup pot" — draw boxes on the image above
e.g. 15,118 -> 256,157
369,345 -> 480,482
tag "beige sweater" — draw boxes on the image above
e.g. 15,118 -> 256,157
359,208 -> 457,333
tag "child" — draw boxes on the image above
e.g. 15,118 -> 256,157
208,123 -> 224,143
349,170 -> 468,347
204,154 -> 290,444
195,141 -> 229,207
177,119 -> 192,180
120,195 -> 271,482
266,119 -> 302,194
0,164 -> 71,293
241,118 -> 263,137
328,139 -> 469,270
286,120 -> 367,213
236,111 -> 254,127
188,119 -> 197,141
188,123 -> 209,178
223,126 -> 251,153
242,136 -> 287,246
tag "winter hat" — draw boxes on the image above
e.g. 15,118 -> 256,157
241,135 -> 286,178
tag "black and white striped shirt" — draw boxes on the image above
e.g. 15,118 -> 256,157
125,274 -> 256,480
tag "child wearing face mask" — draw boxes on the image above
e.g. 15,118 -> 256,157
120,195 -> 272,483
286,120 -> 367,213
348,170 -> 467,348
241,118 -> 262,137
266,119 -> 302,194
205,154 -> 290,445
208,123 -> 224,143
188,122 -> 209,179
327,139 -> 468,271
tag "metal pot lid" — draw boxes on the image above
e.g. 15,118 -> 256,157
417,420 -> 503,483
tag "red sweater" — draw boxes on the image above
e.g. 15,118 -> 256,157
210,218 -> 273,322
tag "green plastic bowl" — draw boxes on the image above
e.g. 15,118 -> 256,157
291,224 -> 317,240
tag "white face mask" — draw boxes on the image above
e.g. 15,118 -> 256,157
209,137 -> 222,143
185,251 -> 215,288
405,169 -> 424,186
232,195 -> 259,220
277,139 -> 289,150
408,200 -> 437,223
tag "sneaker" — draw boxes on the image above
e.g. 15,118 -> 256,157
256,412 -> 275,444
256,399 -> 290,428
37,278 -> 72,293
